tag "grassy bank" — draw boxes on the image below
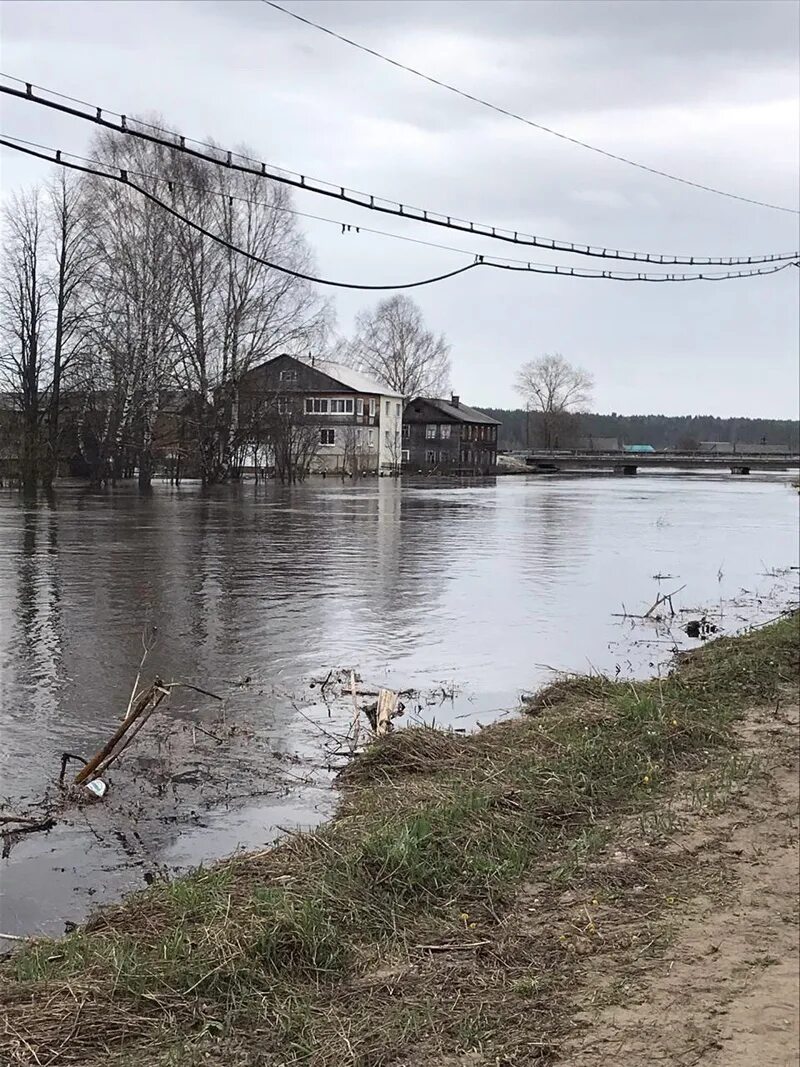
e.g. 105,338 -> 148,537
2,615 -> 798,1066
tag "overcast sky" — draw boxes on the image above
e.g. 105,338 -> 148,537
1,0 -> 798,416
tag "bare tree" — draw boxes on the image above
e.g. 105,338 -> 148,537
44,172 -> 95,486
1,189 -> 47,491
344,295 -> 450,397
85,124 -> 183,490
514,353 -> 594,450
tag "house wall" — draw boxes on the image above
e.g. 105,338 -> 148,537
238,355 -> 401,475
378,395 -> 404,472
402,398 -> 498,472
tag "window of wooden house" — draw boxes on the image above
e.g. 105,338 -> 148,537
369,398 -> 376,417
401,449 -> 410,462
277,397 -> 289,414
305,397 -> 329,414
426,450 -> 436,463
425,424 -> 437,439
330,398 -> 354,414
356,398 -> 364,415
440,424 -> 451,439
280,369 -> 297,383
320,428 -> 335,445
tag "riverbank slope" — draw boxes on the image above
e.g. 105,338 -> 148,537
2,614 -> 798,1066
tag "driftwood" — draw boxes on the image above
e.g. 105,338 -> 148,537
349,670 -> 361,753
376,689 -> 399,736
74,679 -> 167,785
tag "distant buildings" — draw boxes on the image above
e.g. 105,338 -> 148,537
237,354 -> 403,475
402,395 -> 500,473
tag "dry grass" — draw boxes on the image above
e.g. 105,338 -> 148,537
1,613 -> 797,1066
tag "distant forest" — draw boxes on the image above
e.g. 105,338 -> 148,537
481,410 -> 800,452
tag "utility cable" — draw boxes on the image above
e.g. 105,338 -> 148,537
2,137 -> 795,284
1,77 -> 796,267
262,0 -> 800,216
0,138 -> 477,290
10,132 -> 776,275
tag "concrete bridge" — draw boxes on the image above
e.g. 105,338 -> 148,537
522,451 -> 800,476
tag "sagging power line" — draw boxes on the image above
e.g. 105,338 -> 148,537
262,0 -> 800,217
2,137 -> 796,286
1,76 -> 797,268
9,133 -> 789,277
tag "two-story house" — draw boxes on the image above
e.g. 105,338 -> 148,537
237,354 -> 403,476
402,395 -> 500,474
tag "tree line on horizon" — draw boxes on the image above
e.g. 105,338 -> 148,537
480,409 -> 800,452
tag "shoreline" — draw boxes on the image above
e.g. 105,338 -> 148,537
2,613 -> 798,1066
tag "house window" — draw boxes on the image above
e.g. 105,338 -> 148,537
329,398 -> 354,414
368,430 -> 375,447
320,428 -> 335,446
426,450 -> 436,463
280,369 -> 297,383
401,449 -> 410,462
385,400 -> 390,415
395,403 -> 401,417
305,397 -> 329,414
277,397 -> 289,414
384,430 -> 391,446
356,398 -> 364,416
402,422 -> 409,437
369,398 -> 376,417
440,424 -> 451,439
425,424 -> 437,439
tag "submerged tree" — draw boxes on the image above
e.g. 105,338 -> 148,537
1,189 -> 47,492
343,294 -> 450,397
514,353 -> 594,450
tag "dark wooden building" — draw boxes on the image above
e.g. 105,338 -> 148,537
402,395 -> 500,474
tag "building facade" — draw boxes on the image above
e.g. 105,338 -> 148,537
402,395 -> 500,474
237,354 -> 403,476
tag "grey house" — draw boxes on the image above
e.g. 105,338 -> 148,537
402,395 -> 500,474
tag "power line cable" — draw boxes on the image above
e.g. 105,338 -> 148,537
3,136 -> 795,284
11,132 -> 767,274
1,76 -> 796,267
262,0 -> 800,216
0,138 -> 477,290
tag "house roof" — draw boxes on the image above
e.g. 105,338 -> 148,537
414,397 -> 501,425
311,360 -> 403,398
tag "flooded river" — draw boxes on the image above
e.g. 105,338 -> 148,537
1,473 -> 797,935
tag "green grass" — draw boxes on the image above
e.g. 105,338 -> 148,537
2,613 -> 797,1066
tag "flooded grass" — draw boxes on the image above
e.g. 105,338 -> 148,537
1,613 -> 798,1065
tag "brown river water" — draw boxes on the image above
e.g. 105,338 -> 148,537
0,473 -> 798,935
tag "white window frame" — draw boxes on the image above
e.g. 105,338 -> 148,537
440,424 -> 451,439
320,428 -> 335,446
425,424 -> 437,439
425,449 -> 436,463
306,397 -> 329,414
356,398 -> 364,416
401,449 -> 410,462
369,398 -> 376,418
277,397 -> 289,414
280,369 -> 298,383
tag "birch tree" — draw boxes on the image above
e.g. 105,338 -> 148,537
344,295 -> 450,397
85,124 -> 183,490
